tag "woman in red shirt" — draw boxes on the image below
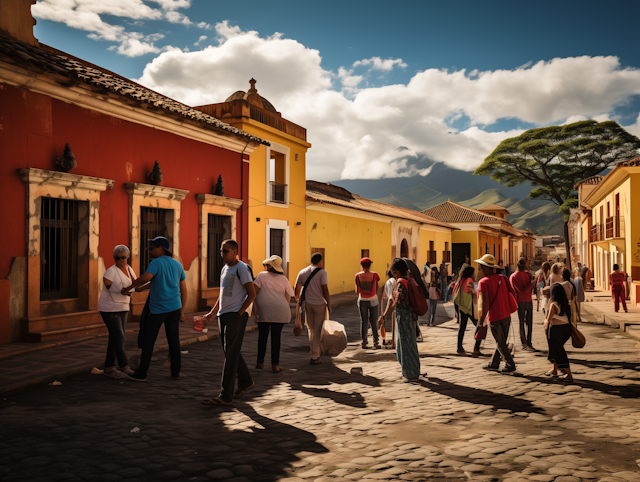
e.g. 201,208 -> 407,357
609,264 -> 629,313
355,257 -> 381,348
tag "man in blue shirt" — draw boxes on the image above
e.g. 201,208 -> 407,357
122,236 -> 187,381
202,239 -> 256,406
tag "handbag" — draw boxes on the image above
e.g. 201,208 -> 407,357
474,324 -> 488,341
193,316 -> 206,332
570,323 -> 586,348
293,305 -> 303,336
498,275 -> 518,314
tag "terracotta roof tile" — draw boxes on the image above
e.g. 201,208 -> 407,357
306,181 -> 456,230
0,35 -> 268,145
479,204 -> 509,214
422,201 -> 504,224
573,175 -> 604,190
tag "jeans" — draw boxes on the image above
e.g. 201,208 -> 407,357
547,323 -> 572,369
100,311 -> 128,368
440,278 -> 447,300
137,309 -> 181,377
359,300 -> 379,346
257,322 -> 284,365
612,285 -> 627,312
218,312 -> 253,402
517,301 -> 534,347
458,310 -> 481,352
304,302 -> 326,359
489,316 -> 516,369
428,299 -> 438,325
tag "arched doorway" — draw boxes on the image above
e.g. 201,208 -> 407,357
400,239 -> 409,258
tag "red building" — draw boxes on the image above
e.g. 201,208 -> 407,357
0,2 -> 267,344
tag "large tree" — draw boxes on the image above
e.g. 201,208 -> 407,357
474,120 -> 640,268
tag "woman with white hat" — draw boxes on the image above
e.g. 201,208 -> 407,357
253,255 -> 295,373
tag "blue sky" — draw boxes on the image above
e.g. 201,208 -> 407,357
32,0 -> 640,180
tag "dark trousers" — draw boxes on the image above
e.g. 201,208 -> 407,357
428,299 -> 437,325
138,309 -> 181,377
612,285 -> 627,312
257,322 -> 284,365
547,323 -> 572,369
100,311 -> 128,368
440,278 -> 447,300
517,301 -> 534,347
359,300 -> 379,345
218,312 -> 253,402
458,310 -> 481,352
489,317 -> 516,369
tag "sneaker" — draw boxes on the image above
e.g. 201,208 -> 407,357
102,370 -> 125,380
117,366 -> 135,376
361,344 -> 369,349
500,366 -> 517,374
373,344 -> 381,349
126,371 -> 147,382
483,365 -> 500,372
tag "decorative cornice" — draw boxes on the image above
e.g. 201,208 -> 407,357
125,183 -> 188,201
196,194 -> 243,210
18,168 -> 114,191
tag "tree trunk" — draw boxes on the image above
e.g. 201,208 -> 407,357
564,219 -> 572,272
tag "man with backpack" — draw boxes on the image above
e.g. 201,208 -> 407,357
295,253 -> 331,364
476,254 -> 518,374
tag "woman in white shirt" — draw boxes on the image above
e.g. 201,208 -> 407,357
544,283 -> 573,382
98,245 -> 137,379
253,255 -> 295,373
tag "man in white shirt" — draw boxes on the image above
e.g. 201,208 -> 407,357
295,252 -> 331,364
203,239 -> 256,406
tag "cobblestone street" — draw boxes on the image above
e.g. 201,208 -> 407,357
2,302 -> 640,482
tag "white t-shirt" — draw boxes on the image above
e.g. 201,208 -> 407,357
98,265 -> 137,312
383,278 -> 397,300
254,272 -> 295,323
295,265 -> 329,306
219,261 -> 254,315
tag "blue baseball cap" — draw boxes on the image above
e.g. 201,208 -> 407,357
149,236 -> 172,256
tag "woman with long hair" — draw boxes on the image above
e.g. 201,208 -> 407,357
536,261 -> 551,313
379,258 -> 421,381
454,265 -> 482,356
544,283 -> 574,382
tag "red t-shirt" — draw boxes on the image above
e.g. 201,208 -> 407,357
510,271 -> 533,303
609,271 -> 627,287
478,274 -> 517,323
355,271 -> 380,298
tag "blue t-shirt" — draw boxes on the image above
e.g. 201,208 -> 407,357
219,261 -> 254,315
146,256 -> 186,314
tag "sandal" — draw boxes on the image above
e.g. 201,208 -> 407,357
233,382 -> 255,399
272,365 -> 281,373
544,369 -> 558,377
202,397 -> 232,406
559,373 -> 574,383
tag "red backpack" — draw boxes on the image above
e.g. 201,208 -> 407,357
397,278 -> 429,316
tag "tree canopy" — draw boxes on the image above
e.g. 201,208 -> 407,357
474,120 -> 640,214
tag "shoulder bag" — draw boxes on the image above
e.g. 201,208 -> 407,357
298,267 -> 322,307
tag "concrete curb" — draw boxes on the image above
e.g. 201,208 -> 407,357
580,303 -> 640,341
0,325 -> 258,396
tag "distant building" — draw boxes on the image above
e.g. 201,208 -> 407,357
422,201 -> 535,273
305,181 -> 456,294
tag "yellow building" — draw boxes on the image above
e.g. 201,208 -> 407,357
580,156 -> 640,305
195,79 -> 311,286
305,181 -> 456,295
422,201 -> 535,273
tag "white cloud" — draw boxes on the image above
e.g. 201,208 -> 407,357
194,35 -> 208,46
32,0 -> 200,57
134,24 -> 640,180
352,57 -> 408,72
197,21 -> 211,29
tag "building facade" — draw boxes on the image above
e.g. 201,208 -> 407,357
194,80 -> 311,286
0,5 -> 266,344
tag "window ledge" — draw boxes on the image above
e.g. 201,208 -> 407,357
196,194 -> 243,210
125,183 -> 189,201
19,168 -> 114,191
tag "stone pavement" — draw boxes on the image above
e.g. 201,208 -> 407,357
580,290 -> 640,340
2,300 -> 640,482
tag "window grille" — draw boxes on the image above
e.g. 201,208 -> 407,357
207,214 -> 226,287
140,207 -> 168,273
40,198 -> 79,300
270,228 -> 284,258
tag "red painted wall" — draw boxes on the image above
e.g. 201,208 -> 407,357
0,83 -> 249,327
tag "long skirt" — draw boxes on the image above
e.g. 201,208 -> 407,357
395,307 -> 420,379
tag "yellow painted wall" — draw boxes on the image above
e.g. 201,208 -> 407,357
630,174 -> 640,304
306,209 -> 392,295
235,120 -> 310,286
418,229 -> 451,266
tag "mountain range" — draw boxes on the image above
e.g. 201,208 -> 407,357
328,163 -> 565,235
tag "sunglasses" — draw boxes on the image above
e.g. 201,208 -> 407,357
115,256 -> 128,260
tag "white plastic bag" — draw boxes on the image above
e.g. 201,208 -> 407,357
320,319 -> 348,356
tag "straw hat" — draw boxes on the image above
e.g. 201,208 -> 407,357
474,254 -> 500,269
262,255 -> 284,273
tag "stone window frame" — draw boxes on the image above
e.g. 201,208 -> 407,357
196,194 -> 243,305
265,218 -> 290,275
265,141 -> 290,208
124,183 -> 189,276
18,168 -> 114,318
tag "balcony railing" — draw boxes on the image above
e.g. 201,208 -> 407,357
270,181 -> 288,204
590,223 -> 602,243
605,216 -> 624,239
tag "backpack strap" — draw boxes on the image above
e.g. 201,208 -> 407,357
298,267 -> 322,306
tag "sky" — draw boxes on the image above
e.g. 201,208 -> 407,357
31,0 -> 640,182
